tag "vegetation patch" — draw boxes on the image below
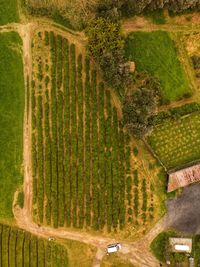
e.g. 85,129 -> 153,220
101,254 -> 134,267
143,9 -> 166,24
150,231 -> 189,265
17,191 -> 24,209
63,239 -> 96,267
0,32 -> 24,218
0,223 -> 68,266
0,0 -> 19,25
148,112 -> 200,170
125,31 -> 191,103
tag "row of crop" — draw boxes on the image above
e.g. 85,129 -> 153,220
90,70 -> 99,230
0,224 -> 68,266
84,57 -> 92,227
104,90 -> 113,231
56,35 -> 65,227
70,44 -> 78,227
49,31 -> 59,228
98,82 -> 106,230
126,165 -> 155,224
63,38 -> 71,227
118,123 -> 126,229
77,54 -> 85,228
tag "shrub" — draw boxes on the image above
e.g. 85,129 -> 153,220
191,55 -> 200,70
17,191 -> 24,209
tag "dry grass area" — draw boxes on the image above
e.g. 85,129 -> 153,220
184,32 -> 200,56
167,12 -> 200,26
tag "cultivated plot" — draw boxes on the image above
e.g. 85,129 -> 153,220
0,224 -> 68,266
125,31 -> 191,103
148,112 -> 200,170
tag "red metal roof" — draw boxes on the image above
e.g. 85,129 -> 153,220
168,164 -> 200,192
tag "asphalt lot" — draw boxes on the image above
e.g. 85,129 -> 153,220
166,183 -> 200,234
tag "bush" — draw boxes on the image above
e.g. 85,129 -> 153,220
17,191 -> 24,209
191,55 -> 200,70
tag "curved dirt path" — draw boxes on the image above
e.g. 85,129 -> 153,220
0,20 -> 166,267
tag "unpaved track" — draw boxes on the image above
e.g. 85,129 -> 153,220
0,20 -> 170,266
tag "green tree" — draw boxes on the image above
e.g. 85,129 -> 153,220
123,75 -> 161,138
86,18 -> 131,91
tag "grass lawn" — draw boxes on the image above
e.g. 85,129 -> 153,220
148,112 -> 200,170
125,31 -> 191,103
61,239 -> 96,267
0,32 -> 24,218
0,0 -> 19,25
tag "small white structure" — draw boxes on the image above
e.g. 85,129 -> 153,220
169,238 -> 192,253
107,243 -> 122,254
174,244 -> 190,252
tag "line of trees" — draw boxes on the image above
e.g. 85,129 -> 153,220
86,18 -> 131,93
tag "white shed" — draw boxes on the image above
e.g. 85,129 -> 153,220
169,238 -> 192,253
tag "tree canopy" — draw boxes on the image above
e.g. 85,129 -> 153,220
123,76 -> 161,138
86,18 -> 131,91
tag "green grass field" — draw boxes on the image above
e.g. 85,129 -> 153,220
148,112 -> 200,170
0,32 -> 24,218
125,31 -> 191,103
0,0 -> 19,25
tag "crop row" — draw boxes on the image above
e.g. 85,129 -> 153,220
0,224 -> 68,266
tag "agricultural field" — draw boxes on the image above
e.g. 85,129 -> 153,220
0,0 -> 19,25
0,223 -> 68,266
0,32 -> 24,219
124,31 -> 191,103
30,29 -> 161,234
148,112 -> 200,170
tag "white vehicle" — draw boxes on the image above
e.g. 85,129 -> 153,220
48,237 -> 55,241
107,243 -> 122,254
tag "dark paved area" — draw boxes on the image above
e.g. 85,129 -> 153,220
166,183 -> 200,234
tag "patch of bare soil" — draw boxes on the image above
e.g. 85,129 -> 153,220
172,12 -> 200,26
122,16 -> 152,34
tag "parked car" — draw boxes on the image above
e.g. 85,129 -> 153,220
107,243 -> 122,254
48,237 -> 55,241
